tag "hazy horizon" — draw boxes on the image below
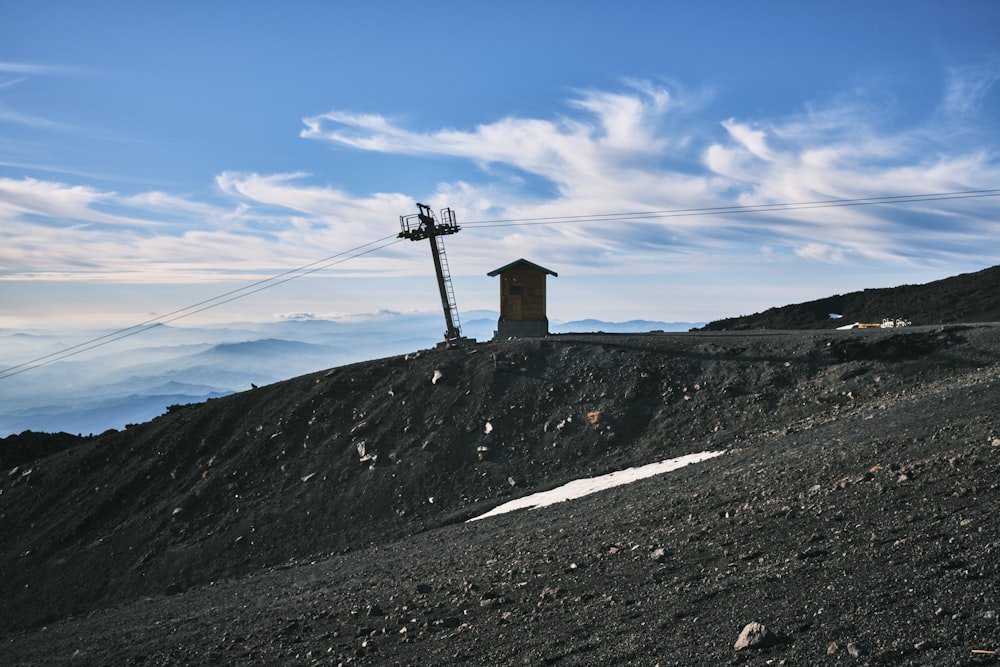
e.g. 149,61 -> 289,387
2,3 -> 998,334
0,310 -> 704,437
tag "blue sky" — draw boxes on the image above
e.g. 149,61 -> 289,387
2,1 -> 999,330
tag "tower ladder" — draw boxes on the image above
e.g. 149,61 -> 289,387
435,234 -> 462,336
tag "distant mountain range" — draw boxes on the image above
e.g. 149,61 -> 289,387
0,311 -> 698,436
6,263 -> 998,438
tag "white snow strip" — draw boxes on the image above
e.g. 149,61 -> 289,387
468,450 -> 725,522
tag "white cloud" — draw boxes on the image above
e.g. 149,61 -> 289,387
697,90 -> 1000,267
794,242 -> 852,263
2,80 -> 998,296
0,177 -> 131,226
569,87 -> 670,154
302,83 -> 690,202
721,118 -> 774,161
0,173 -> 419,282
214,171 -> 411,227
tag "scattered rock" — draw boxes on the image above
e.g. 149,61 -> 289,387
479,591 -> 502,608
734,621 -> 778,650
538,586 -> 565,605
357,442 -> 376,463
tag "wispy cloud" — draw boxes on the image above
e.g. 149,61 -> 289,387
720,118 -> 775,161
215,171 -> 411,226
302,80 -> 999,269
2,79 -> 998,288
0,77 -> 27,90
942,62 -> 1000,119
0,177 -> 164,228
0,62 -> 81,76
0,106 -> 70,130
302,83 -> 696,200
0,174 -> 411,281
0,61 -> 85,132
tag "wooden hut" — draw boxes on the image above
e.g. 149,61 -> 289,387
487,259 -> 558,339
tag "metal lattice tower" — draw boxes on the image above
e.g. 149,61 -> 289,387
398,203 -> 463,343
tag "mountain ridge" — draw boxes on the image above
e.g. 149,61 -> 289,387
701,264 -> 1000,330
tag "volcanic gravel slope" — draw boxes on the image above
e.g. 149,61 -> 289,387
701,263 -> 1000,330
2,324 -> 1000,666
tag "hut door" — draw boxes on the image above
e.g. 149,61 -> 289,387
507,284 -> 523,320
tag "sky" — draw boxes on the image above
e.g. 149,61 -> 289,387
2,1 -> 999,332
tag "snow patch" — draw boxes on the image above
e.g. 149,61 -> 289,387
469,450 -> 725,522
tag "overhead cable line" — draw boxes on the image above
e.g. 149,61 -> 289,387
0,234 -> 403,381
1,188 -> 996,380
460,189 -> 1000,228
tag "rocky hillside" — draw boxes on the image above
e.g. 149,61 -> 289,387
3,321 -> 1000,665
3,331 -> 843,628
702,264 -> 1000,330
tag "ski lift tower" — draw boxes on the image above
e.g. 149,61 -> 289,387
398,203 -> 470,345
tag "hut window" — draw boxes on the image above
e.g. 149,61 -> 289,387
509,285 -> 523,295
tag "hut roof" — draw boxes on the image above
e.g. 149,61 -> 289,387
487,259 -> 558,277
